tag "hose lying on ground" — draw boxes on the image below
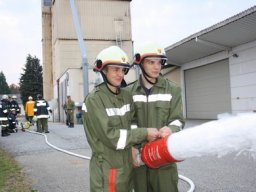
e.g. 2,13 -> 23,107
25,129 -> 195,192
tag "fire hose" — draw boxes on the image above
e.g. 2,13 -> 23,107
25,129 -> 195,192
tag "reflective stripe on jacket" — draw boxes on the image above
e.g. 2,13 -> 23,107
0,101 -> 9,118
82,83 -> 148,191
127,75 -> 185,133
34,100 -> 51,119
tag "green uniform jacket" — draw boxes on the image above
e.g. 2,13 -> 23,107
82,83 -> 148,192
126,75 -> 185,192
66,100 -> 75,110
127,76 -> 185,134
65,100 -> 75,124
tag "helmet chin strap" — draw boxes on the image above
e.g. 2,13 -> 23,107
100,71 -> 121,95
140,66 -> 158,85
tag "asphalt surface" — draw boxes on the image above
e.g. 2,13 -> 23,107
0,120 -> 256,192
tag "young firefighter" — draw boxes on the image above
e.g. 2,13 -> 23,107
82,46 -> 160,192
127,42 -> 185,192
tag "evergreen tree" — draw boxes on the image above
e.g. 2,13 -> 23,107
19,54 -> 43,106
0,71 -> 11,94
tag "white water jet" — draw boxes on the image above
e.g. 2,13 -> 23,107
168,113 -> 256,160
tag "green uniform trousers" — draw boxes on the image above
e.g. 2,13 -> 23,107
67,110 -> 74,124
89,155 -> 133,192
37,118 -> 48,133
133,163 -> 179,192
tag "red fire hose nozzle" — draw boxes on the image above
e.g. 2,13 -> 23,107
141,135 -> 183,168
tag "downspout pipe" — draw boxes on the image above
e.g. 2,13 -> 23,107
57,79 -> 60,122
69,0 -> 89,97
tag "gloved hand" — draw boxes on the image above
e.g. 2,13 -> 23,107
49,109 -> 53,113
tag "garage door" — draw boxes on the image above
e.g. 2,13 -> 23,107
185,59 -> 231,119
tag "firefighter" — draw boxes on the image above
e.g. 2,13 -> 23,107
1,95 -> 10,136
34,94 -> 52,133
25,96 -> 35,125
127,42 -> 185,192
10,95 -> 20,116
82,46 -> 160,192
8,108 -> 18,133
64,95 -> 75,128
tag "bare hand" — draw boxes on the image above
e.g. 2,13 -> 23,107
147,128 -> 160,142
159,126 -> 172,138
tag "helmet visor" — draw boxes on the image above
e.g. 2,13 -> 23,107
105,63 -> 130,74
143,56 -> 167,66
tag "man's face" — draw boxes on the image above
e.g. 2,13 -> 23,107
104,65 -> 127,87
142,57 -> 162,79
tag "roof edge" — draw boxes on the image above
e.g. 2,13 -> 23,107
165,5 -> 256,51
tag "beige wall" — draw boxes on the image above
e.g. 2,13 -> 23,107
42,0 -> 134,122
162,67 -> 181,86
51,0 -> 132,41
51,0 -> 134,87
53,40 -> 134,88
42,5 -> 53,100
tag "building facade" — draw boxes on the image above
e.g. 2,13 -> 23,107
42,0 -> 135,122
42,1 -> 256,121
165,6 -> 256,119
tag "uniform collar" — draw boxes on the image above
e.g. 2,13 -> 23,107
97,83 -> 124,99
135,75 -> 165,93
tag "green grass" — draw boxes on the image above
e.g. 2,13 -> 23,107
0,148 -> 37,192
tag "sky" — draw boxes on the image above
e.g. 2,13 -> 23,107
0,0 -> 255,85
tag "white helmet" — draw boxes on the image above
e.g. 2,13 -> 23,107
28,96 -> 33,100
133,42 -> 167,65
2,95 -> 8,100
12,95 -> 17,99
93,46 -> 130,74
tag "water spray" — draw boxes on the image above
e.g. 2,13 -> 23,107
141,113 -> 256,168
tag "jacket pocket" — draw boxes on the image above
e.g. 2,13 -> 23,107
155,102 -> 171,125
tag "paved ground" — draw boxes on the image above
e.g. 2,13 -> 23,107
0,120 -> 256,192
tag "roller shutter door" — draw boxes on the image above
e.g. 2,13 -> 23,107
185,59 -> 231,119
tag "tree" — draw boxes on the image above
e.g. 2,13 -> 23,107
19,54 -> 43,106
9,84 -> 20,94
0,71 -> 11,94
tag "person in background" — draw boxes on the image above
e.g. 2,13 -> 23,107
25,96 -> 35,125
10,95 -> 20,116
6,95 -> 12,111
82,46 -> 160,192
127,42 -> 185,192
34,94 -> 52,133
0,95 -> 10,137
76,105 -> 83,124
63,96 -> 75,128
8,108 -> 18,133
